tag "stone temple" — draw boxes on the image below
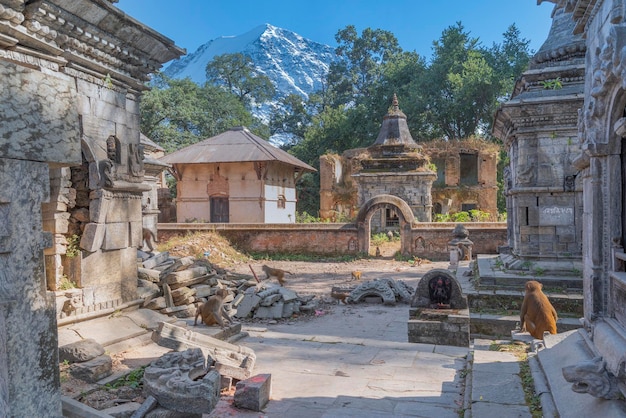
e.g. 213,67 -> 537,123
0,1 -> 183,415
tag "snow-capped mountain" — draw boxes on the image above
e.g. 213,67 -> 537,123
163,23 -> 340,137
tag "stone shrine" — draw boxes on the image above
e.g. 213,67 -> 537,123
0,1 -> 183,416
408,269 -> 470,347
493,2 -> 585,274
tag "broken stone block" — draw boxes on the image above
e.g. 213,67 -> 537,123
279,287 -> 298,302
69,354 -> 113,383
165,267 -> 209,285
160,304 -> 195,318
100,401 -> 142,417
152,322 -> 255,380
128,395 -> 158,418
254,302 -> 284,319
282,302 -> 295,318
232,293 -> 245,307
157,256 -> 196,279
171,286 -> 196,301
138,279 -> 160,301
138,267 -> 161,283
146,407 -> 201,418
260,293 -> 282,306
234,293 -> 262,318
59,338 -> 104,363
144,297 -> 167,310
142,252 -> 170,270
191,284 -> 212,298
143,348 -> 220,415
162,283 -> 175,308
234,374 -> 272,411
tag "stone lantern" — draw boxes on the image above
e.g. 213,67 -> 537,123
448,224 -> 473,267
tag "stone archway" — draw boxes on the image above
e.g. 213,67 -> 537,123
356,194 -> 415,256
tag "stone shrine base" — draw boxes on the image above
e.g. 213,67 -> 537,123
408,307 -> 470,347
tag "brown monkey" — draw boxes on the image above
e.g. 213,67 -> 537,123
375,246 -> 381,257
350,271 -> 362,281
194,288 -> 231,328
331,290 -> 351,304
262,265 -> 293,286
142,228 -> 157,251
520,280 -> 558,340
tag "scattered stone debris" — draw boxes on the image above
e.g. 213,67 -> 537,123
138,250 -> 321,322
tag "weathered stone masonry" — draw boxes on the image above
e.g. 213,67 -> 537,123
0,1 -> 183,416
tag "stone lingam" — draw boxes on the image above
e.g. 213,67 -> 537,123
408,269 -> 470,347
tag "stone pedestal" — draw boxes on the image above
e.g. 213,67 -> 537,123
408,268 -> 470,347
408,308 -> 470,347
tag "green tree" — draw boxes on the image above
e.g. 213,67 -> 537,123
424,22 -> 498,140
334,25 -> 402,100
206,53 -> 276,107
269,93 -> 311,145
485,24 -> 533,102
140,73 -> 255,152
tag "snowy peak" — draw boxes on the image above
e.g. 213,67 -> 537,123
163,24 -> 340,123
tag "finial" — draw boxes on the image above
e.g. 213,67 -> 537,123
392,93 -> 399,110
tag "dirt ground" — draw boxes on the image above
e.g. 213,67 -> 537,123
61,234 -> 445,411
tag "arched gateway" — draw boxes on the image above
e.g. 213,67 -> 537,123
356,194 -> 415,256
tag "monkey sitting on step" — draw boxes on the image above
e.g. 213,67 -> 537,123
520,280 -> 558,340
194,288 -> 232,328
261,265 -> 293,286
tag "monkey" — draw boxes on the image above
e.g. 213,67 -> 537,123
142,228 -> 158,252
331,290 -> 351,304
194,288 -> 232,328
387,230 -> 394,241
375,246 -> 381,257
349,271 -> 362,282
520,280 -> 558,340
261,265 -> 293,286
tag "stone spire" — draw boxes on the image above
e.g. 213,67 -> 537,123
371,94 -> 417,146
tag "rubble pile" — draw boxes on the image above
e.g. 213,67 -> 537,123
137,251 -> 319,321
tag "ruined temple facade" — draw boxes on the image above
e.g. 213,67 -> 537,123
0,1 -> 183,415
493,3 -> 585,271
320,96 -> 498,228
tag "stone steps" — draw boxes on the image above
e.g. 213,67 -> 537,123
454,258 -> 583,339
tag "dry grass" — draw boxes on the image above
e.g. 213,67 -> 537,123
156,231 -> 251,267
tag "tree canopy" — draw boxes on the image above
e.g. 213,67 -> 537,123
141,22 -> 533,215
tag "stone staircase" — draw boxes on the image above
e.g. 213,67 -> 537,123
456,255 -> 583,339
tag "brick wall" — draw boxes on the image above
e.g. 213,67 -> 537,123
158,223 -> 507,260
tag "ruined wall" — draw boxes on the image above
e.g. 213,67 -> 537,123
158,223 -> 506,260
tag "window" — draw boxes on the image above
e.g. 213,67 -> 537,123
460,153 -> 478,186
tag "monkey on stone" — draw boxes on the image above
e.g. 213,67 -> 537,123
349,271 -> 362,282
261,265 -> 293,286
142,228 -> 158,252
520,280 -> 558,340
194,288 -> 232,328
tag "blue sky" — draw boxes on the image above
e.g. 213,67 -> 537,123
117,0 -> 555,62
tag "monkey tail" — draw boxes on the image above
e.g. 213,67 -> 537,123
286,271 -> 294,275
